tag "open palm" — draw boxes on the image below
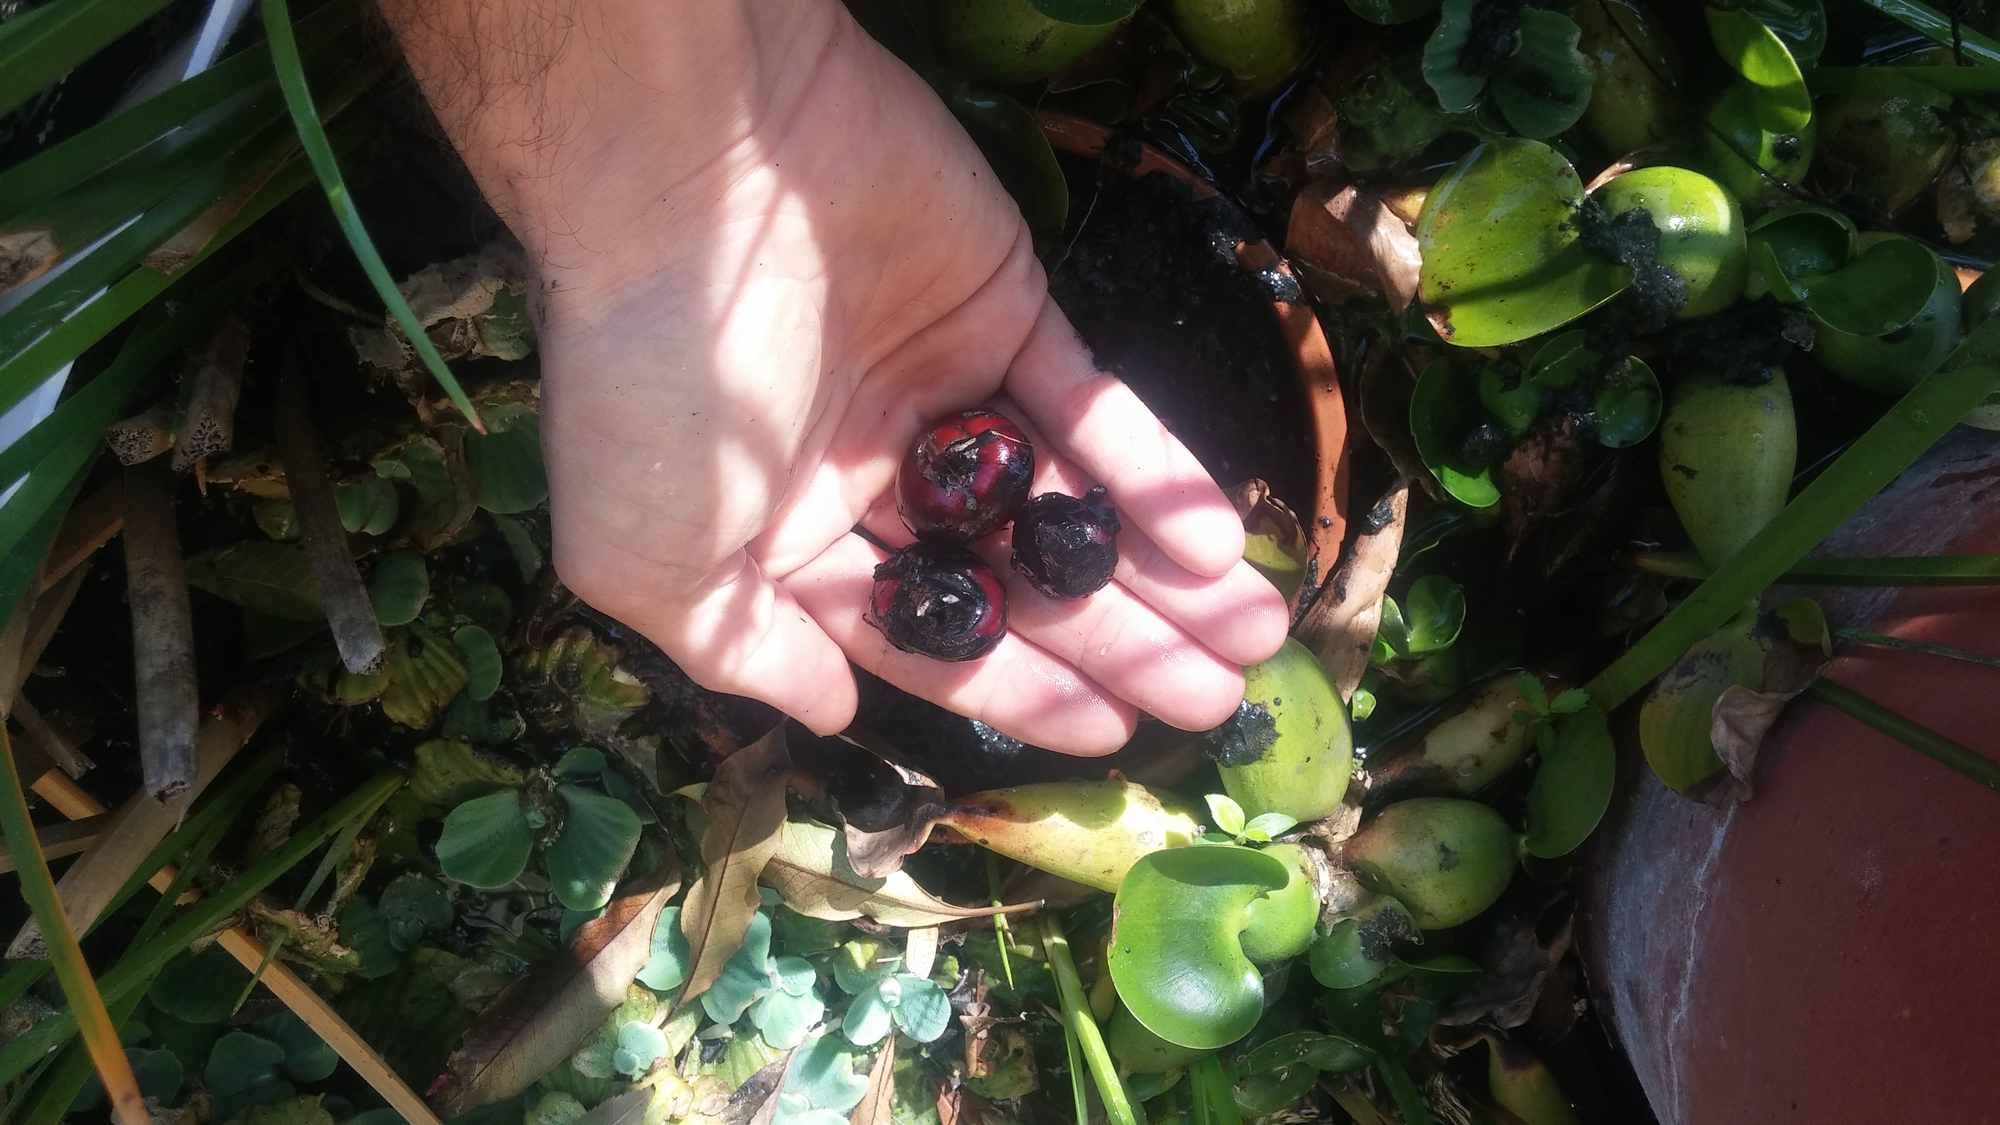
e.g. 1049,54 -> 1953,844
389,0 -> 1288,753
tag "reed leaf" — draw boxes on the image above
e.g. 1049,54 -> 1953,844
0,0 -> 174,120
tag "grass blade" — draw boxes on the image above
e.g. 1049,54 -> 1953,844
1588,363 -> 2000,712
1809,680 -> 2000,794
0,724 -> 148,1124
260,0 -> 484,431
1856,0 -> 2000,67
1629,552 -> 2000,586
1039,913 -> 1144,1125
0,0 -> 174,119
0,769 -> 406,1085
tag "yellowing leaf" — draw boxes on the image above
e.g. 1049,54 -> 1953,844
763,819 -> 1036,929
676,728 -> 791,1010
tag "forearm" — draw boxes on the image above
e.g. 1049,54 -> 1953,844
378,0 -> 844,266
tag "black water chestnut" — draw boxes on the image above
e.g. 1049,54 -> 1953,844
867,542 -> 1008,662
1010,487 -> 1121,599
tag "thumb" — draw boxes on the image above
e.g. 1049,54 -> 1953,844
563,548 -> 860,736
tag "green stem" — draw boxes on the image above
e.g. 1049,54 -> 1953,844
259,0 -> 482,431
1855,0 -> 2000,67
0,727 -> 147,1124
1808,680 -> 2000,794
0,770 -> 405,1086
985,853 -> 1015,992
1039,914 -> 1144,1125
1839,629 -> 2000,671
1628,552 -> 2000,586
1588,362 -> 2000,712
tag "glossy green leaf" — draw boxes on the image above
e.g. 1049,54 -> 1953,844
451,625 -> 503,701
1747,203 -> 1855,299
1525,330 -> 1596,390
1478,364 -> 1545,438
545,785 -> 643,911
1242,812 -> 1297,841
435,791 -> 534,889
1237,1031 -> 1370,1077
1523,705 -> 1616,858
1707,5 -> 1811,134
1744,0 -> 1827,67
1027,0 -> 1138,22
1638,616 -> 1763,791
554,745 -> 607,780
1491,8 -> 1593,139
1373,595 -> 1410,663
1205,793 -> 1247,837
1107,845 -> 1290,1050
1306,895 -> 1418,990
466,423 -> 548,515
186,541 -> 321,621
1417,140 -> 1627,348
367,551 -> 429,626
1420,0 -> 1492,113
72,1046 -> 183,1112
1403,575 -> 1466,655
1592,356 -> 1662,448
1410,362 -> 1501,509
335,476 -> 399,535
1787,235 -> 1940,337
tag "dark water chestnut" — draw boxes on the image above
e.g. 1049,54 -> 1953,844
866,542 -> 1009,661
897,410 -> 1035,542
1010,486 -> 1121,599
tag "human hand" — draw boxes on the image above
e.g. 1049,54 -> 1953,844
384,0 -> 1291,753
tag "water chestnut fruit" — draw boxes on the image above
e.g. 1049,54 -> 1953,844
1009,486 -> 1121,599
866,542 -> 1008,662
897,410 -> 1034,543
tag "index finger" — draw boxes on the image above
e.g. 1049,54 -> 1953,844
1004,296 -> 1246,578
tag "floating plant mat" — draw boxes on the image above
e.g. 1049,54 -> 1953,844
1045,155 -> 1318,515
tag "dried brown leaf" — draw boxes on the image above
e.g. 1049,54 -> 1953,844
1498,416 -> 1586,565
575,1088 -> 653,1124
1287,181 -> 1422,312
1438,893 -> 1575,1029
763,819 -> 1037,928
434,861 -> 683,1114
1296,477 -> 1409,699
678,727 -> 792,1009
904,926 -> 940,980
1707,629 -> 1829,806
792,729 -> 950,880
849,1037 -> 897,1125
721,1053 -> 793,1125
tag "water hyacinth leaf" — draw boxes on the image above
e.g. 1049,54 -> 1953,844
1490,8 -> 1594,139
452,625 -> 503,701
1417,140 -> 1628,347
335,476 -> 399,535
546,785 -> 643,911
1373,595 -> 1410,663
1205,793 -> 1247,837
1107,845 -> 1291,1049
1478,364 -> 1545,438
466,423 -> 548,515
367,551 -> 429,626
1237,1031 -> 1371,1077
1410,362 -> 1501,508
889,974 -> 951,1042
1744,0 -> 1826,66
436,791 -> 534,889
1707,5 -> 1811,134
1747,203 -> 1855,297
1592,356 -> 1663,448
1307,894 -> 1419,990
1419,0 -> 1490,113
1523,705 -> 1616,858
1526,329 -> 1596,390
1787,236 -> 1938,337
1402,575 -> 1466,655
186,541 -> 321,620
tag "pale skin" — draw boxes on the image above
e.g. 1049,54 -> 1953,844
380,0 -> 1290,754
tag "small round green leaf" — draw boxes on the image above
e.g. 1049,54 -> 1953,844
842,989 -> 894,1047
782,1033 -> 872,1113
378,873 -> 452,952
614,1021 -> 667,1077
1204,793 -> 1247,837
1411,363 -> 1502,509
1420,0 -> 1490,113
553,745 -> 606,781
545,785 -> 643,911
367,551 -> 429,627
254,1013 -> 338,1083
1591,356 -> 1662,449
1793,236 -> 1941,338
1491,8 -> 1594,139
205,1031 -> 286,1097
435,790 -> 534,889
1706,5 -> 1811,134
149,948 -> 250,1024
1402,575 -> 1466,655
452,625 -> 502,701
336,477 -> 400,536
1639,619 -> 1763,791
752,987 -> 824,1049
1478,364 -> 1546,439
638,905 -> 693,991
1526,330 -> 1596,390
1243,812 -> 1297,841
466,424 -> 549,515
1524,705 -> 1617,858
1306,895 -> 1418,990
889,975 -> 952,1043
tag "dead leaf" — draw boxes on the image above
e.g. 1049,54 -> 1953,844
1438,893 -> 1575,1029
1357,349 -> 1439,502
575,1088 -> 653,1125
1287,181 -> 1422,312
1498,415 -> 1586,565
722,1053 -> 793,1125
904,927 -> 940,980
1295,477 -> 1409,699
678,727 -> 792,1009
792,731 -> 952,879
763,819 -> 1038,928
849,1037 -> 897,1125
435,860 -> 682,1113
1707,620 -> 1829,805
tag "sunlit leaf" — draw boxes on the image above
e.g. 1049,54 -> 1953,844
546,785 -> 643,912
436,791 -> 534,889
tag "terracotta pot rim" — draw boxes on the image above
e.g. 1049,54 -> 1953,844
1034,111 -> 1353,576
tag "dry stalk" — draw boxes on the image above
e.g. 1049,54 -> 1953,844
173,316 -> 250,471
10,696 -> 95,780
122,460 -> 200,800
39,480 -> 123,595
277,373 -> 386,673
0,814 -> 106,873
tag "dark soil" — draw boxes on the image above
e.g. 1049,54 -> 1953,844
1045,156 -> 1319,518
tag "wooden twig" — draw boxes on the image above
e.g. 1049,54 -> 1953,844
173,317 -> 249,472
28,771 -> 442,1125
10,696 -> 95,780
0,814 -> 106,873
122,460 -> 200,801
7,686 -> 279,960
39,480 -> 124,594
277,373 -> 385,673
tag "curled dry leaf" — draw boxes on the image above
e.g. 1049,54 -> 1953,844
1438,892 -> 1576,1030
792,730 -> 952,880
1706,621 -> 1831,806
1287,181 -> 1423,312
1295,477 -> 1410,699
678,727 -> 792,1009
433,860 -> 683,1115
1499,415 -> 1587,565
763,819 -> 1038,929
